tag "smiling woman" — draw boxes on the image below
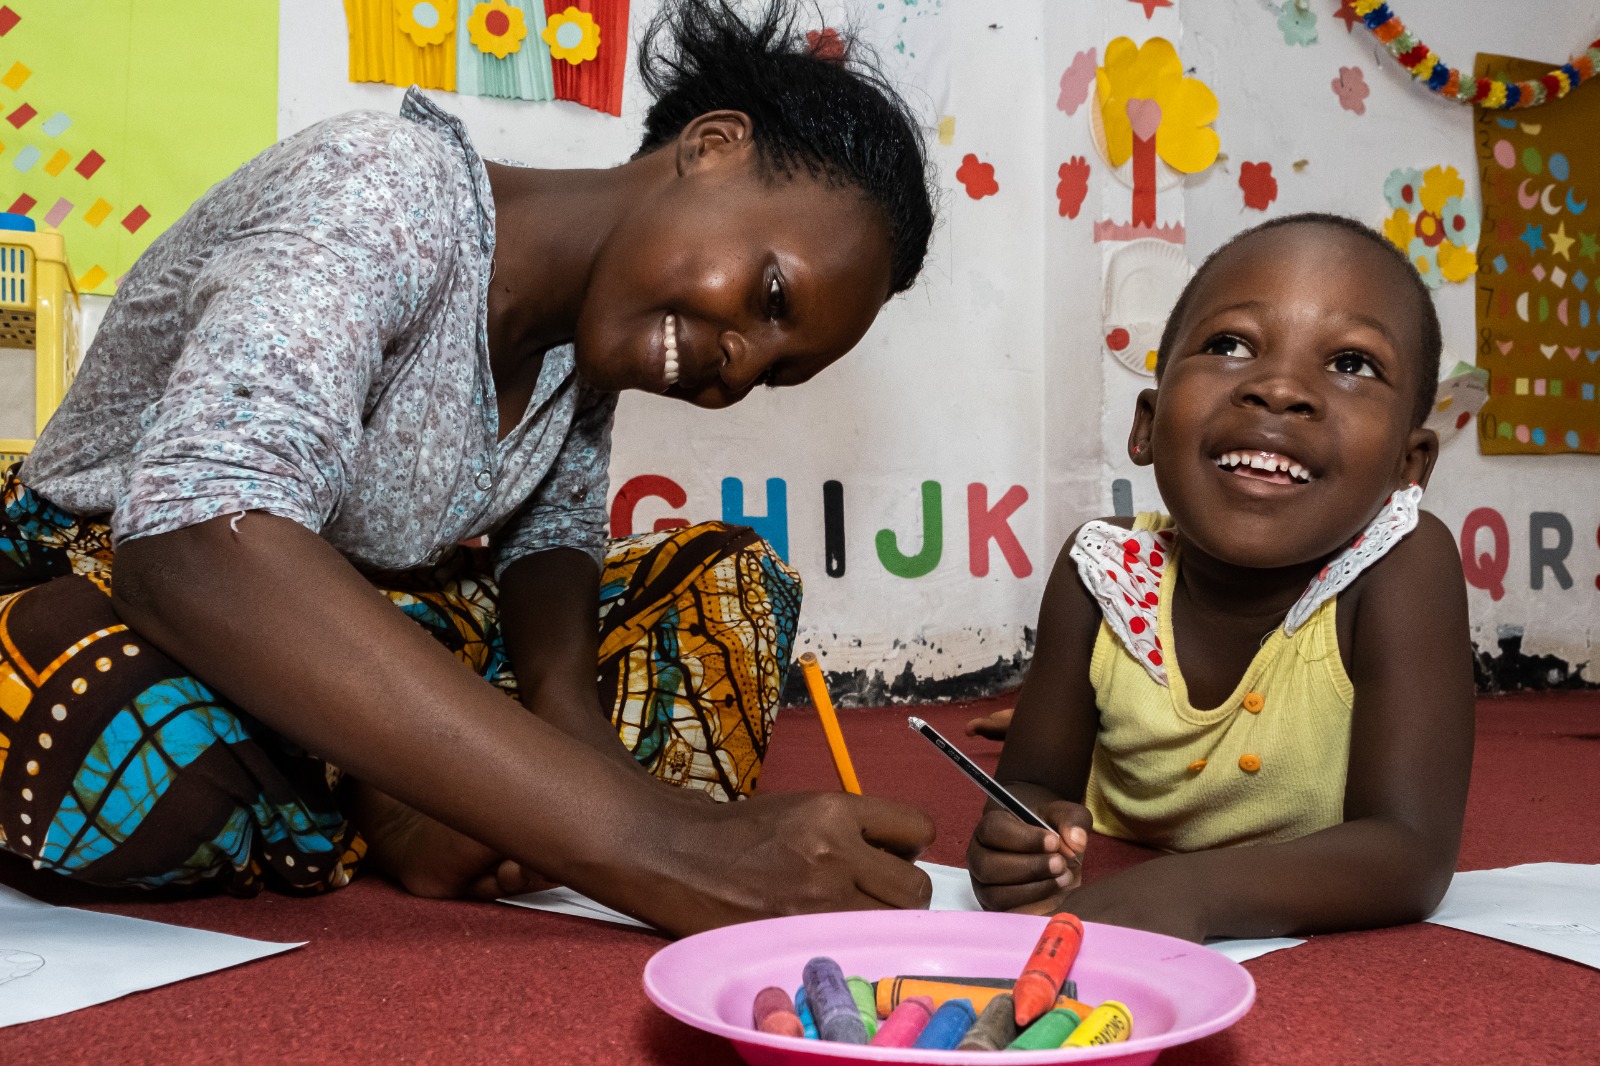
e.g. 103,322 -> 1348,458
0,0 -> 938,936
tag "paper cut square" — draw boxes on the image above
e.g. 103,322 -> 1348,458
43,198 -> 72,228
1534,379 -> 1546,396
44,148 -> 70,176
6,193 -> 34,215
1552,267 -> 1567,289
1584,384 -> 1595,401
1492,254 -> 1508,274
1532,264 -> 1546,282
1550,380 -> 1563,398
1515,378 -> 1529,395
77,265 -> 108,290
0,7 -> 18,36
12,143 -> 40,172
120,205 -> 150,233
83,199 -> 112,227
40,112 -> 71,137
6,102 -> 36,128
1575,271 -> 1589,292
1,61 -> 28,90
74,150 -> 104,178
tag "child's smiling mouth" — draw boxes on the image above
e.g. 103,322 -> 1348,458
1214,449 -> 1315,485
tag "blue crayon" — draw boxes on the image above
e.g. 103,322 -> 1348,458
802,957 -> 869,1044
793,987 -> 819,1039
911,997 -> 977,1050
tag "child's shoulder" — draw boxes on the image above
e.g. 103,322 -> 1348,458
1341,508 -> 1466,625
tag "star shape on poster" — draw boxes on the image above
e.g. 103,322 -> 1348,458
1334,0 -> 1362,31
1519,223 -> 1545,254
1128,0 -> 1172,18
1549,222 -> 1575,260
1579,231 -> 1600,262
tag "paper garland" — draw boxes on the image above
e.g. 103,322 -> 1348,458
1353,1 -> 1599,110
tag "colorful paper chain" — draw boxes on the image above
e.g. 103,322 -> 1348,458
1354,2 -> 1599,109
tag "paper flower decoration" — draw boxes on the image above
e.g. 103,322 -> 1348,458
957,154 -> 999,200
1057,157 -> 1090,218
1240,162 -> 1278,211
1333,66 -> 1369,114
395,0 -> 453,47
467,0 -> 527,59
542,6 -> 600,66
1277,2 -> 1318,47
806,28 -> 845,62
1381,165 -> 1476,287
1057,49 -> 1097,115
1095,38 -> 1219,176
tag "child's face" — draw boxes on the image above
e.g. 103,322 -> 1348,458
1130,224 -> 1438,570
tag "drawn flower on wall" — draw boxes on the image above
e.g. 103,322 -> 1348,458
1057,157 -> 1091,218
1332,66 -> 1369,115
1381,165 -> 1476,288
957,154 -> 999,199
467,0 -> 528,59
542,6 -> 600,65
1240,161 -> 1278,210
395,0 -> 454,47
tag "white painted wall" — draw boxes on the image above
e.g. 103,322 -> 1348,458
67,0 -> 1600,697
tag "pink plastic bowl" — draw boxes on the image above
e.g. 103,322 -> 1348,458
643,910 -> 1254,1066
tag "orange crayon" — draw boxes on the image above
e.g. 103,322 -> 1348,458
1013,912 -> 1085,1027
752,986 -> 805,1038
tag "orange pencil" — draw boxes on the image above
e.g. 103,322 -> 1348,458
799,652 -> 861,794
1013,913 -> 1085,1027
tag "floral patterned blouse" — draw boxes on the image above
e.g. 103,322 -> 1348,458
23,89 -> 616,577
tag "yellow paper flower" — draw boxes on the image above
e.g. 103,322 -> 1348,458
1437,242 -> 1478,284
1383,208 -> 1414,251
542,6 -> 600,65
468,0 -> 528,58
1095,37 -> 1219,175
395,0 -> 454,47
1417,165 -> 1465,216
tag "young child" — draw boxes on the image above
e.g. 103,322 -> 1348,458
967,213 -> 1474,942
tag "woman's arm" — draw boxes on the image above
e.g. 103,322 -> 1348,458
1063,513 -> 1475,941
112,512 -> 935,933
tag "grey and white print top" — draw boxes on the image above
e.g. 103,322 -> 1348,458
23,88 -> 616,577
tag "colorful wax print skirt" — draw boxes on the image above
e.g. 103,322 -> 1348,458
0,465 -> 799,895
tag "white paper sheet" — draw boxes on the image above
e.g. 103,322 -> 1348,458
1425,862 -> 1600,970
501,861 -> 1303,961
0,883 -> 304,1028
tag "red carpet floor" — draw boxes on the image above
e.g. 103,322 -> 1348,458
4,691 -> 1598,1064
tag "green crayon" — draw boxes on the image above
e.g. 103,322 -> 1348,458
956,992 -> 1020,1051
1006,1007 -> 1083,1050
846,977 -> 879,1038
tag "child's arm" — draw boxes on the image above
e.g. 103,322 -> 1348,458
965,524 -> 1111,911
1063,512 -> 1474,941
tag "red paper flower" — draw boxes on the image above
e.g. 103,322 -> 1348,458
805,27 -> 844,62
1332,66 -> 1369,115
1056,156 -> 1090,218
1239,161 -> 1277,211
957,154 -> 999,200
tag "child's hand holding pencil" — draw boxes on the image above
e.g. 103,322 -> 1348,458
965,799 -> 1091,914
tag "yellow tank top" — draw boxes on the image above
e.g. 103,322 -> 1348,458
1084,514 -> 1355,852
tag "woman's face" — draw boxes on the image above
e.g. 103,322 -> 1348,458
574,123 -> 895,408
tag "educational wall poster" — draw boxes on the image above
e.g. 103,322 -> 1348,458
1473,55 -> 1600,457
0,2 -> 280,296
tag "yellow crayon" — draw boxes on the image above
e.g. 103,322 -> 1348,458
1063,1000 -> 1134,1046
799,652 -> 861,794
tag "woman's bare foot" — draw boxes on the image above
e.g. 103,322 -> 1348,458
964,706 -> 1015,741
346,780 -> 553,900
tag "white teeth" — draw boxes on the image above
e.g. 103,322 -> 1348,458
1214,449 -> 1314,483
663,313 -> 679,386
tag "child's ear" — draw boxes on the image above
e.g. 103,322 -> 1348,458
1401,426 -> 1439,489
1128,388 -> 1157,466
675,110 -> 757,176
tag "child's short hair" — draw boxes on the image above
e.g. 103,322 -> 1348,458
635,0 -> 935,297
1154,212 -> 1443,427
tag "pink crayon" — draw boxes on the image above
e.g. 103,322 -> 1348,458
869,995 -> 935,1047
752,986 -> 805,1038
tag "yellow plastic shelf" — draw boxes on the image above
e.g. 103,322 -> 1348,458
0,229 -> 80,462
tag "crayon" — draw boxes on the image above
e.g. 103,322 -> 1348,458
956,993 -> 1020,1051
895,975 -> 1078,998
869,995 -> 934,1047
1006,1007 -> 1084,1050
751,986 -> 805,1039
845,976 -> 879,1038
802,957 -> 869,1044
793,987 -> 818,1040
1063,1000 -> 1134,1046
1013,912 -> 1086,1026
876,976 -> 1093,1021
910,997 -> 977,1050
